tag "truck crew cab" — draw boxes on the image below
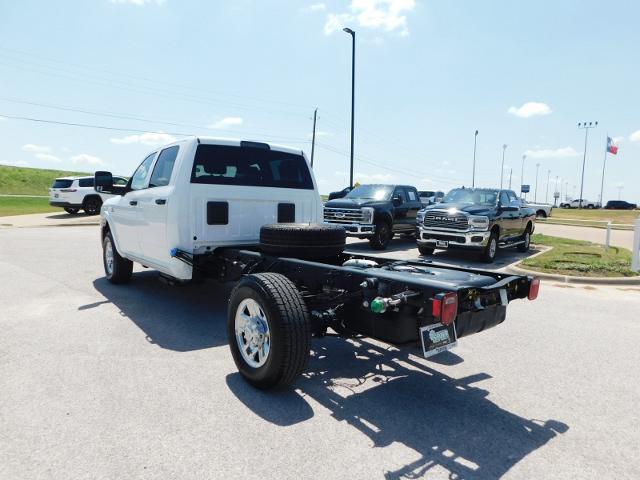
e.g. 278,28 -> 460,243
323,184 -> 423,250
96,138 -> 539,390
416,187 -> 536,263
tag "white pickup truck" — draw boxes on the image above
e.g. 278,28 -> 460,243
95,137 -> 539,390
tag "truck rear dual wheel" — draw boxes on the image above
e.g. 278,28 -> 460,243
259,223 -> 346,259
228,273 -> 311,390
517,226 -> 532,253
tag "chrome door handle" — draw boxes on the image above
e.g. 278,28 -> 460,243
129,200 -> 137,206
155,199 -> 166,205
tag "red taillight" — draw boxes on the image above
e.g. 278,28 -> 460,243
432,292 -> 458,325
528,277 -> 540,300
60,188 -> 77,192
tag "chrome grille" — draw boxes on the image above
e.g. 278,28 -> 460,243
324,207 -> 364,224
423,211 -> 469,230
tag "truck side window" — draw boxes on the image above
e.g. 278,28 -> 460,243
130,153 -> 157,191
393,188 -> 406,204
499,191 -> 510,206
406,189 -> 417,202
149,146 -> 179,188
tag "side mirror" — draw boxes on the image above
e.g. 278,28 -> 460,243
95,171 -> 126,195
502,200 -> 520,211
392,195 -> 403,206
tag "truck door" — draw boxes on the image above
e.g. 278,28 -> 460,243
404,187 -> 422,227
499,190 -> 520,239
109,152 -> 156,257
137,145 -> 179,269
391,187 -> 409,232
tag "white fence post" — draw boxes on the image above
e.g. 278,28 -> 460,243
632,218 -> 640,272
606,221 -> 611,251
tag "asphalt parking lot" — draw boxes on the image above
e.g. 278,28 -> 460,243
2,225 -> 640,479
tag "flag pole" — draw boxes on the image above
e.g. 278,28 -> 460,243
599,134 -> 608,207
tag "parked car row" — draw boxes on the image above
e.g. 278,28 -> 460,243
323,184 -> 537,262
49,175 -> 128,215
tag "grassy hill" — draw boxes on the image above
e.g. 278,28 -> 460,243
0,164 -> 90,196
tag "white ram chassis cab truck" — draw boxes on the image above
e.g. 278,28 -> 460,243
96,137 -> 540,390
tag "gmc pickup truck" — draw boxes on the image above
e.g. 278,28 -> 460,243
323,184 -> 423,250
417,187 -> 536,262
95,138 -> 539,390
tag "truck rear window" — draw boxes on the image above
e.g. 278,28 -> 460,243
190,145 -> 313,190
52,179 -> 73,188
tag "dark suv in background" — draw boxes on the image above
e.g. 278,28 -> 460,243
323,184 -> 423,250
604,200 -> 637,210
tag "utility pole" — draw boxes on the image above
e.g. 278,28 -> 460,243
310,108 -> 317,168
343,28 -> 356,188
472,130 -> 479,188
500,144 -> 507,189
508,168 -> 513,190
520,154 -> 526,197
534,163 -> 540,202
617,185 -> 624,199
599,134 -> 612,207
577,121 -> 598,208
545,169 -> 551,204
554,175 -> 559,207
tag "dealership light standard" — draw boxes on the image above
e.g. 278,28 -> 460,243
500,144 -> 507,189
545,169 -> 551,204
534,163 -> 540,202
343,27 -> 356,188
577,121 -> 598,208
472,130 -> 479,187
520,154 -> 527,197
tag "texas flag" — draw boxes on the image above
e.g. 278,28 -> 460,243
607,136 -> 618,155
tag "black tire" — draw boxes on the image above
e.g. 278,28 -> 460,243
517,225 -> 532,253
83,196 -> 102,216
536,210 -> 547,219
369,221 -> 392,250
259,223 -> 345,259
587,204 -> 594,209
418,244 -> 435,256
102,231 -> 133,284
64,207 -> 79,214
480,231 -> 499,263
228,273 -> 311,390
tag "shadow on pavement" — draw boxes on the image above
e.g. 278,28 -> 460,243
346,237 -> 542,270
90,271 -> 230,351
228,335 -> 568,479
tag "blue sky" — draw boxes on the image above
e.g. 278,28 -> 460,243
0,0 -> 638,203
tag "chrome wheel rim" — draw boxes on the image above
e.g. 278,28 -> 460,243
104,239 -> 114,275
489,238 -> 497,258
235,298 -> 271,368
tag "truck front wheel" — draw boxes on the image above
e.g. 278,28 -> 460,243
228,273 -> 311,390
369,221 -> 392,250
102,231 -> 133,284
480,232 -> 498,263
418,244 -> 434,256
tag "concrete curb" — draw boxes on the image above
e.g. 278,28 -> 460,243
506,244 -> 640,285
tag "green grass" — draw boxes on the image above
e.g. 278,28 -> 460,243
523,234 -> 638,277
0,196 -> 59,217
0,165 -> 89,196
551,208 -> 639,225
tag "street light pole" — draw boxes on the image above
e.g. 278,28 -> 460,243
343,28 -> 356,188
500,144 -> 507,189
472,130 -> 479,187
310,107 -> 317,168
534,163 -> 540,202
577,121 -> 598,208
545,169 -> 551,204
508,168 -> 513,189
520,154 -> 526,198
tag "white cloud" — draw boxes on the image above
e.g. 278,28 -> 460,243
629,130 -> 640,142
35,153 -> 62,163
108,0 -> 166,6
508,102 -> 552,118
0,115 -> 7,121
612,136 -> 624,143
110,132 -> 176,146
6,160 -> 29,167
324,0 -> 416,36
307,3 -> 326,12
523,146 -> 580,159
71,154 -> 104,166
21,144 -> 52,154
354,171 -> 396,182
207,117 -> 243,129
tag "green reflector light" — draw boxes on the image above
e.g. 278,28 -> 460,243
370,298 -> 386,314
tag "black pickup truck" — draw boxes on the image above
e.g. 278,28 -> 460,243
416,187 -> 536,262
324,184 -> 423,250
